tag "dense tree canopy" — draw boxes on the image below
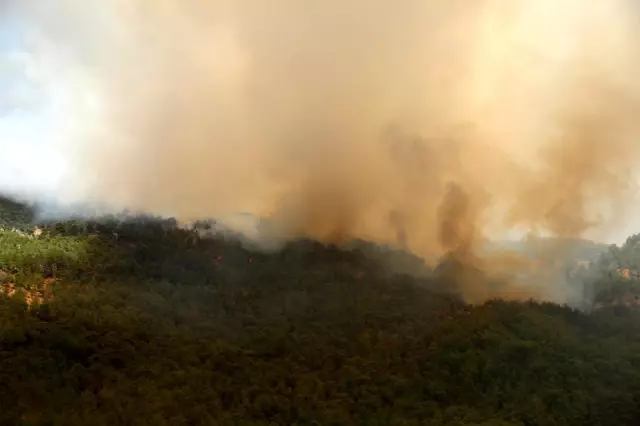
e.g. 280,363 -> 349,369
1,200 -> 640,425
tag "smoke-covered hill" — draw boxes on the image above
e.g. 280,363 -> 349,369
0,195 -> 36,231
2,198 -> 640,424
484,237 -> 610,263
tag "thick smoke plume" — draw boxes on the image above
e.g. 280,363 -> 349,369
4,0 -> 640,303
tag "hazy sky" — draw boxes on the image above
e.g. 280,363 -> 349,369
0,16 -> 69,199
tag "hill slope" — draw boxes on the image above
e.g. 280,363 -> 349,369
1,201 -> 640,425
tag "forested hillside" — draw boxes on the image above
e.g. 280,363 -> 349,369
2,196 -> 640,425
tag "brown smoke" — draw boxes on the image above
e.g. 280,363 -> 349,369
17,0 -> 640,303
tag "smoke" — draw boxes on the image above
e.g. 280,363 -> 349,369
3,0 -> 640,304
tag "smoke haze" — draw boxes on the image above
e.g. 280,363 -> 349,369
3,0 -> 640,303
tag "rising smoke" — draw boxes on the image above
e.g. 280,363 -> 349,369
3,0 -> 640,303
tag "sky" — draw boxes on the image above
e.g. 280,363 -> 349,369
0,15 -> 70,199
1,1 -> 640,248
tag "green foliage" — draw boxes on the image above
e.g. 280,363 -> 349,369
1,201 -> 640,424
0,230 -> 89,280
587,233 -> 640,305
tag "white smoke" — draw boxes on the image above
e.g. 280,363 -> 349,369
0,2 -> 110,207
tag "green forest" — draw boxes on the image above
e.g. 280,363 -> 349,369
2,196 -> 640,425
